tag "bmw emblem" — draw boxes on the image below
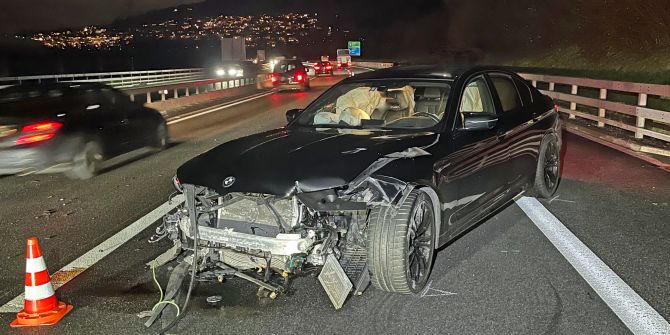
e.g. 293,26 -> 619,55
223,176 -> 236,188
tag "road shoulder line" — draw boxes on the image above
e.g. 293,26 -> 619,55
516,196 -> 670,335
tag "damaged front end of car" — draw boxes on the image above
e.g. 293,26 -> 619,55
146,146 -> 432,324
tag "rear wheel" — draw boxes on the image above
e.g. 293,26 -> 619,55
152,122 -> 168,150
65,141 -> 103,180
367,189 -> 435,294
531,133 -> 561,198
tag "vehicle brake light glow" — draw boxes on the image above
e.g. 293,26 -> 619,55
295,73 -> 304,82
326,65 -> 332,69
15,133 -> 57,145
15,121 -> 62,145
21,121 -> 62,133
271,75 -> 278,83
314,66 -> 321,70
554,104 -> 559,113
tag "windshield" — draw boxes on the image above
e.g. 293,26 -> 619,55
295,80 -> 451,129
274,62 -> 300,73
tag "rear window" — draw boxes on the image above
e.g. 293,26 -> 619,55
514,77 -> 533,106
274,62 -> 300,73
490,75 -> 521,113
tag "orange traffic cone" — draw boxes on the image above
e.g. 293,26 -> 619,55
10,237 -> 73,328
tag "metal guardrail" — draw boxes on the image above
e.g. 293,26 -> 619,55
0,68 -> 207,89
125,75 -> 263,104
520,73 -> 670,144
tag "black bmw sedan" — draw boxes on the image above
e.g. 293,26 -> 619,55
158,65 -> 562,309
0,83 -> 168,179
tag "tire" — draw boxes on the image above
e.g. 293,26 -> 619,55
531,133 -> 561,198
367,189 -> 436,294
65,141 -> 103,180
152,122 -> 169,150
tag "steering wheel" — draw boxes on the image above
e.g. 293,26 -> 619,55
413,112 -> 441,123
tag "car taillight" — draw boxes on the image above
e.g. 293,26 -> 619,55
271,74 -> 278,83
16,133 -> 57,145
554,104 -> 559,113
295,73 -> 304,82
15,121 -> 62,145
314,66 -> 321,70
21,121 -> 62,133
326,65 -> 332,69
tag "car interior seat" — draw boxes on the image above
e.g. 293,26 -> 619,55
382,90 -> 411,123
415,87 -> 442,115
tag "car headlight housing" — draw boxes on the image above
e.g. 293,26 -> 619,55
215,68 -> 226,77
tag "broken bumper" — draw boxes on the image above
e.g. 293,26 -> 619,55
178,217 -> 313,256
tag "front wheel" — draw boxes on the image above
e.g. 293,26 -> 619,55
367,189 -> 435,294
531,133 -> 561,198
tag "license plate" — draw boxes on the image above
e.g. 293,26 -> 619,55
318,254 -> 353,310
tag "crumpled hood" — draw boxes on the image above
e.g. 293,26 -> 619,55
177,127 -> 438,196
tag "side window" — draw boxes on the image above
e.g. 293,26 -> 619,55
514,77 -> 533,106
459,76 -> 495,115
490,75 -> 521,113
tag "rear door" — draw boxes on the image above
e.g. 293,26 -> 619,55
84,88 -> 133,156
488,73 -> 541,186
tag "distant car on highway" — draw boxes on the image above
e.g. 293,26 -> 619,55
312,61 -> 334,76
271,59 -> 311,91
158,65 -> 562,310
0,83 -> 168,179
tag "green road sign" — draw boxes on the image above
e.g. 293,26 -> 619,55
348,41 -> 361,56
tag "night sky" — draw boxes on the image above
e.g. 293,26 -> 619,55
0,0 -> 204,34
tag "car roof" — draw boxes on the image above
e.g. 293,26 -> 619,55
347,65 -> 517,81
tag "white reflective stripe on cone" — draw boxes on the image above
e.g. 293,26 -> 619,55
24,282 -> 55,301
25,257 -> 48,273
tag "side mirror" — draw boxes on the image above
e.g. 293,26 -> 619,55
286,108 -> 302,123
462,113 -> 498,131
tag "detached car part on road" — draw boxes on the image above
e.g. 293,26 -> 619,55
0,83 -> 168,179
150,65 -> 562,322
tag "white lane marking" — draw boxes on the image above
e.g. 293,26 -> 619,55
0,195 -> 185,313
166,91 -> 275,125
516,196 -> 670,335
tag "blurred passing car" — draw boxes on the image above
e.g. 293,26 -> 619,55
0,83 -> 168,179
313,61 -> 334,76
271,59 -> 311,91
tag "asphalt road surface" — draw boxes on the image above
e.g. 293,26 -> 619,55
0,74 -> 668,335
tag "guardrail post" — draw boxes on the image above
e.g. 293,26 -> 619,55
161,91 -> 166,101
129,93 -> 135,102
636,93 -> 647,139
195,86 -> 200,95
598,89 -> 607,127
185,88 -> 190,97
174,89 -> 179,99
146,92 -> 152,104
531,80 -> 537,87
222,81 -> 228,89
548,82 -> 555,91
569,85 -> 578,119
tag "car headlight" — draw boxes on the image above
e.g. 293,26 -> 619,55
227,68 -> 238,76
215,68 -> 225,77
